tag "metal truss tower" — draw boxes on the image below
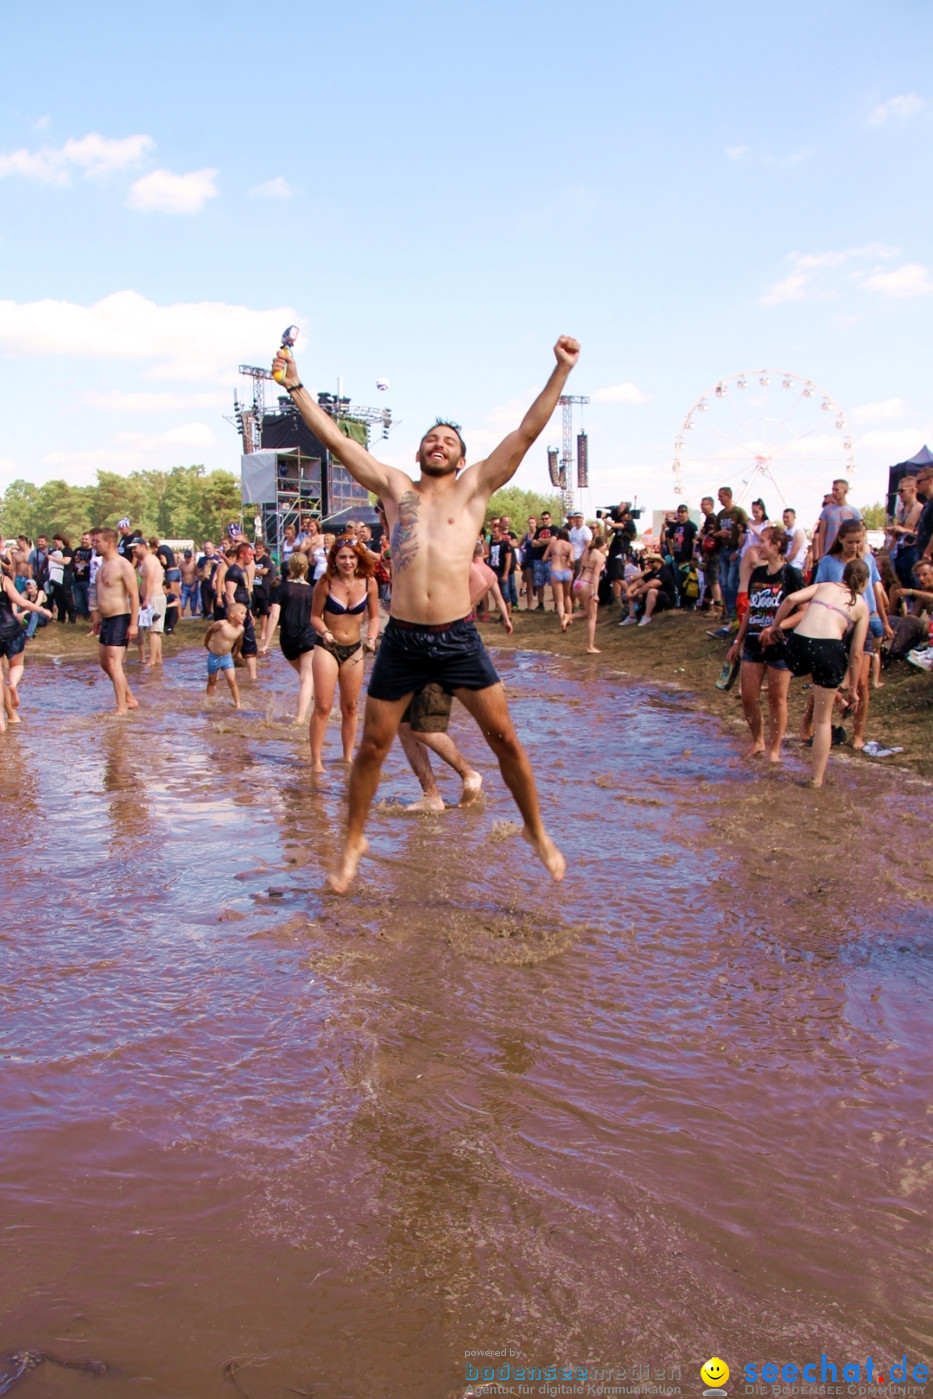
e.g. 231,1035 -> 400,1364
557,394 -> 589,515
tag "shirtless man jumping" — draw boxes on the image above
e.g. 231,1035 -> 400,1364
93,527 -> 140,715
274,336 -> 580,893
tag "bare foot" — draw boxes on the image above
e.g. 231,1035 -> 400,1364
328,835 -> 369,894
586,646 -> 601,654
311,762 -> 326,775
745,742 -> 766,759
873,679 -> 884,690
458,771 -> 483,807
767,748 -> 783,764
126,696 -> 139,710
852,737 -> 865,751
405,794 -> 445,812
10,687 -> 19,710
233,702 -> 242,710
8,712 -> 21,724
521,827 -> 566,882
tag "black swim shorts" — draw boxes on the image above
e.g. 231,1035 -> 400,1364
0,624 -> 27,660
240,611 -> 258,658
99,612 -> 131,648
367,616 -> 499,703
786,632 -> 848,690
402,682 -> 454,733
280,628 -> 317,662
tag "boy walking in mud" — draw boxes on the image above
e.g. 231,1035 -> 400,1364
274,336 -> 580,893
204,603 -> 246,708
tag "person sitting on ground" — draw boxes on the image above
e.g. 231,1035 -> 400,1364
726,525 -> 802,763
761,559 -> 870,788
886,557 -> 933,663
622,552 -> 677,626
266,552 -> 318,724
543,527 -> 575,631
204,603 -> 246,708
309,537 -> 380,773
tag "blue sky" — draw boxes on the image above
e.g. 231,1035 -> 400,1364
1,0 -> 931,527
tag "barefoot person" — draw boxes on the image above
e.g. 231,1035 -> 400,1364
725,525 -> 802,763
398,542 -> 512,812
134,539 -> 165,667
0,551 -> 53,731
760,559 -> 870,788
309,537 -> 379,773
204,603 -> 245,708
265,553 -> 318,724
93,527 -> 140,715
275,336 -> 579,892
574,531 -> 607,652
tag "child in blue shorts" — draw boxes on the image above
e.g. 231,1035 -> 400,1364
204,602 -> 245,708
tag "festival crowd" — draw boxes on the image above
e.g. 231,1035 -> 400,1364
3,467 -> 933,789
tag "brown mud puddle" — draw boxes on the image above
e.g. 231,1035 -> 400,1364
1,639 -> 931,1397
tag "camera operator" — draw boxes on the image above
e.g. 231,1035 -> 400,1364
602,501 -> 638,607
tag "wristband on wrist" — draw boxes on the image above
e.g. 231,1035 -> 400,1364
287,382 -> 304,395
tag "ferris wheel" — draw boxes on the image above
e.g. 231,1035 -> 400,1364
672,370 -> 855,510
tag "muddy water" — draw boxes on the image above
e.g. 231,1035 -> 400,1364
1,643 -> 931,1398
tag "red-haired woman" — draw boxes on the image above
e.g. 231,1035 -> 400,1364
310,537 -> 379,772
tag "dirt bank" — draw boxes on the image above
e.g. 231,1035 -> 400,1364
486,602 -> 933,780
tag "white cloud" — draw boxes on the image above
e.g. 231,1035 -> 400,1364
250,176 -> 292,199
0,132 -> 154,185
867,93 -> 926,127
862,263 -> 933,299
725,145 -> 747,160
762,244 -> 902,304
83,389 -> 228,413
34,115 -> 51,131
856,427 -> 933,462
591,382 -> 649,404
761,273 -> 810,306
0,290 -> 302,384
127,167 -> 218,214
851,398 -> 907,424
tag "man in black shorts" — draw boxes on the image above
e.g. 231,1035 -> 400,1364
276,336 -> 580,892
93,527 -> 140,715
224,542 -> 259,681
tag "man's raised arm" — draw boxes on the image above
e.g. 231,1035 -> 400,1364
471,337 -> 580,496
272,350 -> 402,499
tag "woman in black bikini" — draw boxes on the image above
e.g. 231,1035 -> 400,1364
266,553 -> 317,724
761,558 -> 870,788
310,538 -> 379,773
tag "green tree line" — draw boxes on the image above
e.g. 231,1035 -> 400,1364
0,465 -> 243,544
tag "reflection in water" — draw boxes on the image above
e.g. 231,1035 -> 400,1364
0,643 -> 931,1397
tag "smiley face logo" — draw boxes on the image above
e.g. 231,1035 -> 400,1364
701,1358 -> 730,1390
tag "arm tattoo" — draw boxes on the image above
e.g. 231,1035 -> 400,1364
391,491 -> 420,572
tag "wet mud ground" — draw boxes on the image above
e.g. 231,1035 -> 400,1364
1,638 -> 931,1397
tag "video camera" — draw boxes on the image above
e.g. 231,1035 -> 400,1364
596,506 -> 642,521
